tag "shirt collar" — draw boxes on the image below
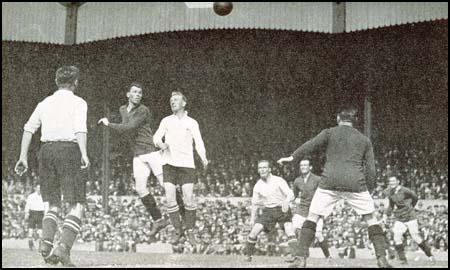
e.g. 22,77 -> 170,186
302,173 -> 311,182
54,89 -> 74,95
173,111 -> 188,118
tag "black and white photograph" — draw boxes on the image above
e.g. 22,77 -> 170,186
2,2 -> 448,268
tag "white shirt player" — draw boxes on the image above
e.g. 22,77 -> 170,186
252,174 -> 294,208
153,111 -> 206,169
24,89 -> 88,142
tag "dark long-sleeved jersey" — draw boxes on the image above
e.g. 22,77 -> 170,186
386,186 -> 418,222
292,125 -> 375,193
108,104 -> 156,156
292,173 -> 321,217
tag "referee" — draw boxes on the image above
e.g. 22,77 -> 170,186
25,184 -> 45,251
15,66 -> 89,267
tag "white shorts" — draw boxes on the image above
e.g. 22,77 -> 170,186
292,214 -> 324,236
132,151 -> 164,178
309,188 -> 375,217
393,219 -> 419,236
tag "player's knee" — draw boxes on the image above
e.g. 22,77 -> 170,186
316,231 -> 324,241
135,177 -> 149,197
306,213 -> 320,223
411,233 -> 423,244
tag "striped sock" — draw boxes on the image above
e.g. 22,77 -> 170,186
184,205 -> 196,230
42,211 -> 59,246
167,205 -> 182,231
60,215 -> 81,250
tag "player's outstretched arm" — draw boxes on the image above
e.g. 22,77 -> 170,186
291,129 -> 329,161
277,156 -> 293,165
192,120 -> 208,169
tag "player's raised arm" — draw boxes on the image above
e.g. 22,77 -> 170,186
291,129 -> 329,162
106,107 -> 148,132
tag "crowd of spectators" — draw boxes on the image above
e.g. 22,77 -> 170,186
2,191 -> 448,256
3,137 -> 448,200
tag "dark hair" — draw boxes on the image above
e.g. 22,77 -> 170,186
300,157 -> 312,165
130,82 -> 143,90
338,106 -> 358,123
55,66 -> 79,87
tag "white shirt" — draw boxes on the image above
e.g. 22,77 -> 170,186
153,111 -> 207,168
24,89 -> 88,142
252,174 -> 294,208
25,192 -> 45,212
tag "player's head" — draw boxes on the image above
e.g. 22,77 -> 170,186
337,106 -> 358,125
388,175 -> 400,189
299,157 -> 312,175
127,82 -> 143,105
55,66 -> 79,90
170,91 -> 187,113
257,160 -> 271,180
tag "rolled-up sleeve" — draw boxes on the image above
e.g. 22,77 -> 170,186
73,99 -> 88,134
24,102 -> 43,134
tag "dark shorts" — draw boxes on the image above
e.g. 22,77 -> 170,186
28,210 -> 44,229
38,142 -> 87,205
255,206 -> 293,232
163,164 -> 196,186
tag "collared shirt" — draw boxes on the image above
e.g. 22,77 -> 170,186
24,89 -> 87,142
108,103 -> 156,156
252,174 -> 294,208
153,111 -> 206,168
292,125 -> 375,193
25,192 -> 45,212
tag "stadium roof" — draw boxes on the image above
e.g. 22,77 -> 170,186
2,2 -> 448,44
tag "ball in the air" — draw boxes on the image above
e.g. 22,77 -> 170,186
213,2 -> 233,16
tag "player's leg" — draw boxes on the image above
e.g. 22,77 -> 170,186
164,179 -> 183,243
28,226 -> 35,250
348,191 -> 392,268
245,222 -> 265,261
38,143 -> 61,264
407,219 -> 434,262
292,214 -> 306,238
392,221 -> 408,263
315,217 -> 331,258
181,179 -> 197,246
279,209 -> 299,262
144,152 -> 171,234
53,143 -> 87,266
295,188 -> 338,266
134,156 -> 163,222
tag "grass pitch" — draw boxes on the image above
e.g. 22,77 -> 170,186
2,248 -> 448,268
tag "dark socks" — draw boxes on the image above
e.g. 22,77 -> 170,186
298,220 -> 317,258
141,194 -> 162,221
368,225 -> 387,258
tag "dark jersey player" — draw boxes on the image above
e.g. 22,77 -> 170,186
278,106 -> 392,268
287,158 -> 330,262
386,175 -> 435,264
98,82 -> 182,235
